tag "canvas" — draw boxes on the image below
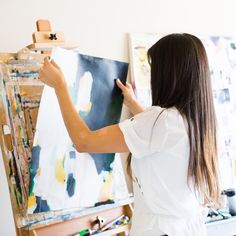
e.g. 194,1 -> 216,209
201,36 -> 236,188
28,48 -> 129,214
129,33 -> 162,108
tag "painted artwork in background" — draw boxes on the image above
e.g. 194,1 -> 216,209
201,36 -> 236,189
129,33 -> 236,189
28,48 -> 129,214
129,33 -> 162,108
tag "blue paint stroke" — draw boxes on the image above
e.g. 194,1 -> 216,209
66,173 -> 76,197
34,196 -> 50,213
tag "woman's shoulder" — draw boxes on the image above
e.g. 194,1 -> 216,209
139,106 -> 186,132
119,106 -> 186,158
139,106 -> 180,119
130,106 -> 181,131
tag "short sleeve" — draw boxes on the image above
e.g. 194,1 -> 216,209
119,106 -> 169,158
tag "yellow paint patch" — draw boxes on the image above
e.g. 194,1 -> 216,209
34,139 -> 39,146
234,159 -> 236,179
85,101 -> 92,112
55,157 -> 66,184
99,173 -> 113,201
28,195 -> 36,209
36,168 -> 41,176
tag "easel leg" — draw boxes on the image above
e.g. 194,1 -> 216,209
117,230 -> 129,236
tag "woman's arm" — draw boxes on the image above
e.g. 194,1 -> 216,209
55,83 -> 129,153
39,57 -> 142,153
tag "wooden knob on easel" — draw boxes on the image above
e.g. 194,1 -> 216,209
36,19 -> 52,32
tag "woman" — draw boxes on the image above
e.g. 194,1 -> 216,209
39,33 -> 220,236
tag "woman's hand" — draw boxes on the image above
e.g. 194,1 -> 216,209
116,79 -> 144,115
39,57 -> 66,92
116,79 -> 136,107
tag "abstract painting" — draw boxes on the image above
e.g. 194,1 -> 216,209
28,48 -> 129,214
129,33 -> 162,108
201,36 -> 236,189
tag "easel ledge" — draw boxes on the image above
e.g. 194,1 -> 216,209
0,52 -> 45,64
18,198 -> 133,236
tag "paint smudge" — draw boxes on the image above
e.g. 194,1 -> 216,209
91,154 -> 114,174
69,151 -> 76,159
66,173 -> 76,197
28,195 -> 36,209
29,145 -> 41,195
34,196 -> 50,213
99,172 -> 113,201
55,156 -> 66,184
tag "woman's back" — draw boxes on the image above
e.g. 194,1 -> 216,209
119,106 -> 207,235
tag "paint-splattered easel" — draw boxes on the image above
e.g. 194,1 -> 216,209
0,20 -> 133,236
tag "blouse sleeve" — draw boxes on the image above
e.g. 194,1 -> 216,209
119,106 -> 169,158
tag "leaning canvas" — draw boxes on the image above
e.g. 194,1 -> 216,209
27,48 -> 129,214
129,33 -> 161,108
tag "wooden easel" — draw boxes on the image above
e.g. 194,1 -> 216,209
28,19 -> 77,53
0,21 -> 133,236
19,200 -> 132,236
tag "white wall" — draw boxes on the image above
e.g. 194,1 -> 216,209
1,0 -> 236,61
1,0 -> 236,235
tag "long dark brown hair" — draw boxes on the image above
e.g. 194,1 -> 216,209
127,33 -> 220,205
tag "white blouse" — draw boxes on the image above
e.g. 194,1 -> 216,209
119,106 -> 207,236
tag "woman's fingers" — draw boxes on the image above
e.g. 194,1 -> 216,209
116,79 -> 127,92
44,57 -> 60,69
51,59 -> 60,69
39,68 -> 44,77
44,56 -> 50,66
39,71 -> 45,83
125,82 -> 132,89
